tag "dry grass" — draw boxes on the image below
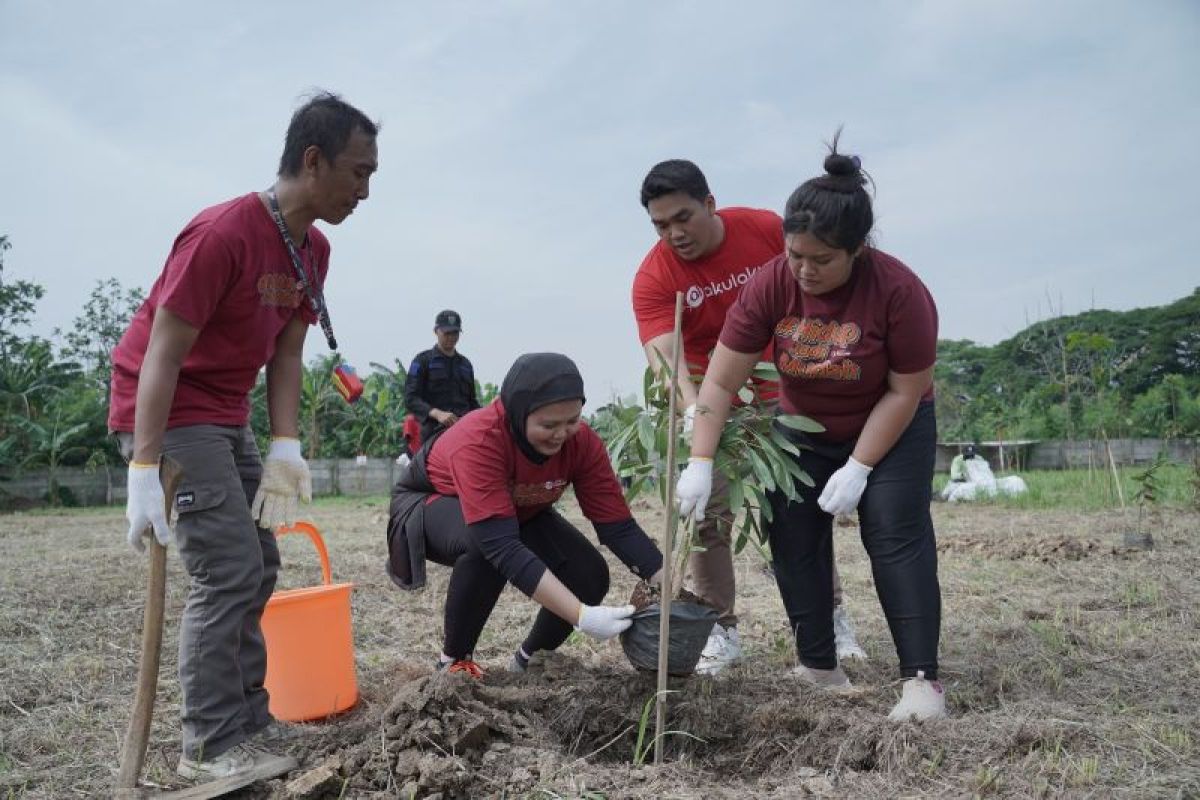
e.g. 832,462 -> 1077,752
1,498 -> 1198,798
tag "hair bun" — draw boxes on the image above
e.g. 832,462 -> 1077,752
824,153 -> 862,179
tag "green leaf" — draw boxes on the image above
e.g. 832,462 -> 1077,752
733,516 -> 750,554
768,427 -> 802,456
751,361 -> 781,381
783,457 -> 815,488
607,422 -> 639,465
746,484 -> 773,524
747,449 -> 776,493
775,414 -> 825,433
767,449 -> 791,491
636,414 -> 655,454
727,477 -> 744,515
642,365 -> 659,408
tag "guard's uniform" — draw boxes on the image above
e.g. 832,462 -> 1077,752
404,348 -> 480,442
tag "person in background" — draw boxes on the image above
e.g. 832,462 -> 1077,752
109,92 -> 379,778
677,136 -> 947,721
386,353 -> 663,676
948,443 -> 978,483
404,309 -> 480,444
632,159 -> 865,673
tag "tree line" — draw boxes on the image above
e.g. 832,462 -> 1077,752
1,231 -> 1196,504
934,289 -> 1200,443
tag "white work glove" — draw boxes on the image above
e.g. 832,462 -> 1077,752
675,457 -> 713,521
126,463 -> 172,552
817,456 -> 872,517
576,603 -> 636,640
682,403 -> 697,435
251,438 -> 312,530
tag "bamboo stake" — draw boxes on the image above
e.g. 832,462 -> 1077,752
1103,430 -> 1127,511
654,291 -> 684,765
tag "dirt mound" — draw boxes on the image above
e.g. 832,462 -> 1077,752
281,653 -> 1078,799
937,533 -> 1135,561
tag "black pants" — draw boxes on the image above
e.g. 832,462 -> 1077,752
767,402 -> 940,679
420,497 -> 610,659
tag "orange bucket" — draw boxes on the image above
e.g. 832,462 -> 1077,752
261,521 -> 358,721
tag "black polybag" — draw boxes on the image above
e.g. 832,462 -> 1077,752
619,600 -> 719,677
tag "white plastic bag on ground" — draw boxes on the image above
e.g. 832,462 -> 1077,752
996,475 -> 1028,496
943,457 -> 1028,502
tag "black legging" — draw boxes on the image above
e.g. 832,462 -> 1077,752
767,401 -> 940,679
419,497 -> 610,660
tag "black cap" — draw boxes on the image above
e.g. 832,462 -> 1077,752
435,310 -> 462,332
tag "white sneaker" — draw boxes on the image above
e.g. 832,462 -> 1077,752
888,670 -> 947,721
791,663 -> 854,692
177,741 -> 292,781
695,624 -> 742,674
833,605 -> 867,661
251,719 -> 307,747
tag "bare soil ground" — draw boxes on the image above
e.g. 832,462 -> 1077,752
1,500 -> 1197,798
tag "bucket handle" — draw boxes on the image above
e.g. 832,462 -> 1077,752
274,521 -> 332,585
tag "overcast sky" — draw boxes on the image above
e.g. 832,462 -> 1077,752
3,1 -> 1197,400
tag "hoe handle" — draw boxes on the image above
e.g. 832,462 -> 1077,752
116,455 -> 184,791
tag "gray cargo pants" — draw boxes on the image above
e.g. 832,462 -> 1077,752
120,424 -> 279,760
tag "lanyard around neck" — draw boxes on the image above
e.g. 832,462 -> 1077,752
266,189 -> 338,351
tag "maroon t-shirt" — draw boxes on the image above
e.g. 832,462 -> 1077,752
108,193 -> 329,431
424,400 -> 631,525
720,248 -> 937,443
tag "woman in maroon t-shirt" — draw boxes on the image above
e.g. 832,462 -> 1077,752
676,140 -> 946,721
386,353 -> 664,677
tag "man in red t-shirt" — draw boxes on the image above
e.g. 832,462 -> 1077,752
108,93 -> 378,781
631,159 -> 864,673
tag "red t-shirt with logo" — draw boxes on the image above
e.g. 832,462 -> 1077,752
632,207 -> 783,378
720,248 -> 938,443
425,400 -> 631,525
108,193 -> 330,431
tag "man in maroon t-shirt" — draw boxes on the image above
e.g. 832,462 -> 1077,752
632,160 -> 865,674
109,93 -> 378,781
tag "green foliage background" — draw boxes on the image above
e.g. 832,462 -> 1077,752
934,289 -> 1200,442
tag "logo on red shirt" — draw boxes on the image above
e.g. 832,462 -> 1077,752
512,478 -> 568,507
257,273 -> 304,308
774,316 -> 863,381
684,265 -> 761,309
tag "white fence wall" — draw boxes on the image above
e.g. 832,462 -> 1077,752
3,438 -> 1196,508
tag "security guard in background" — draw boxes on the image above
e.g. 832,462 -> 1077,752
404,310 -> 481,443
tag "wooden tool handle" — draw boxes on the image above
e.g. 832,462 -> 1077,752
116,455 -> 184,791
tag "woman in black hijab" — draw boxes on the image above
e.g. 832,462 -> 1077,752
386,353 -> 663,676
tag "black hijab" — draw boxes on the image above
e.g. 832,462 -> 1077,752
500,353 -> 587,465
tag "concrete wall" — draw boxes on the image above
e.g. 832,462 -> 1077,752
934,438 -> 1197,472
4,438 -> 1196,508
0,458 -> 401,508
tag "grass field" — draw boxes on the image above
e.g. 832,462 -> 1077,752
1,478 -> 1198,798
932,464 -> 1198,511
